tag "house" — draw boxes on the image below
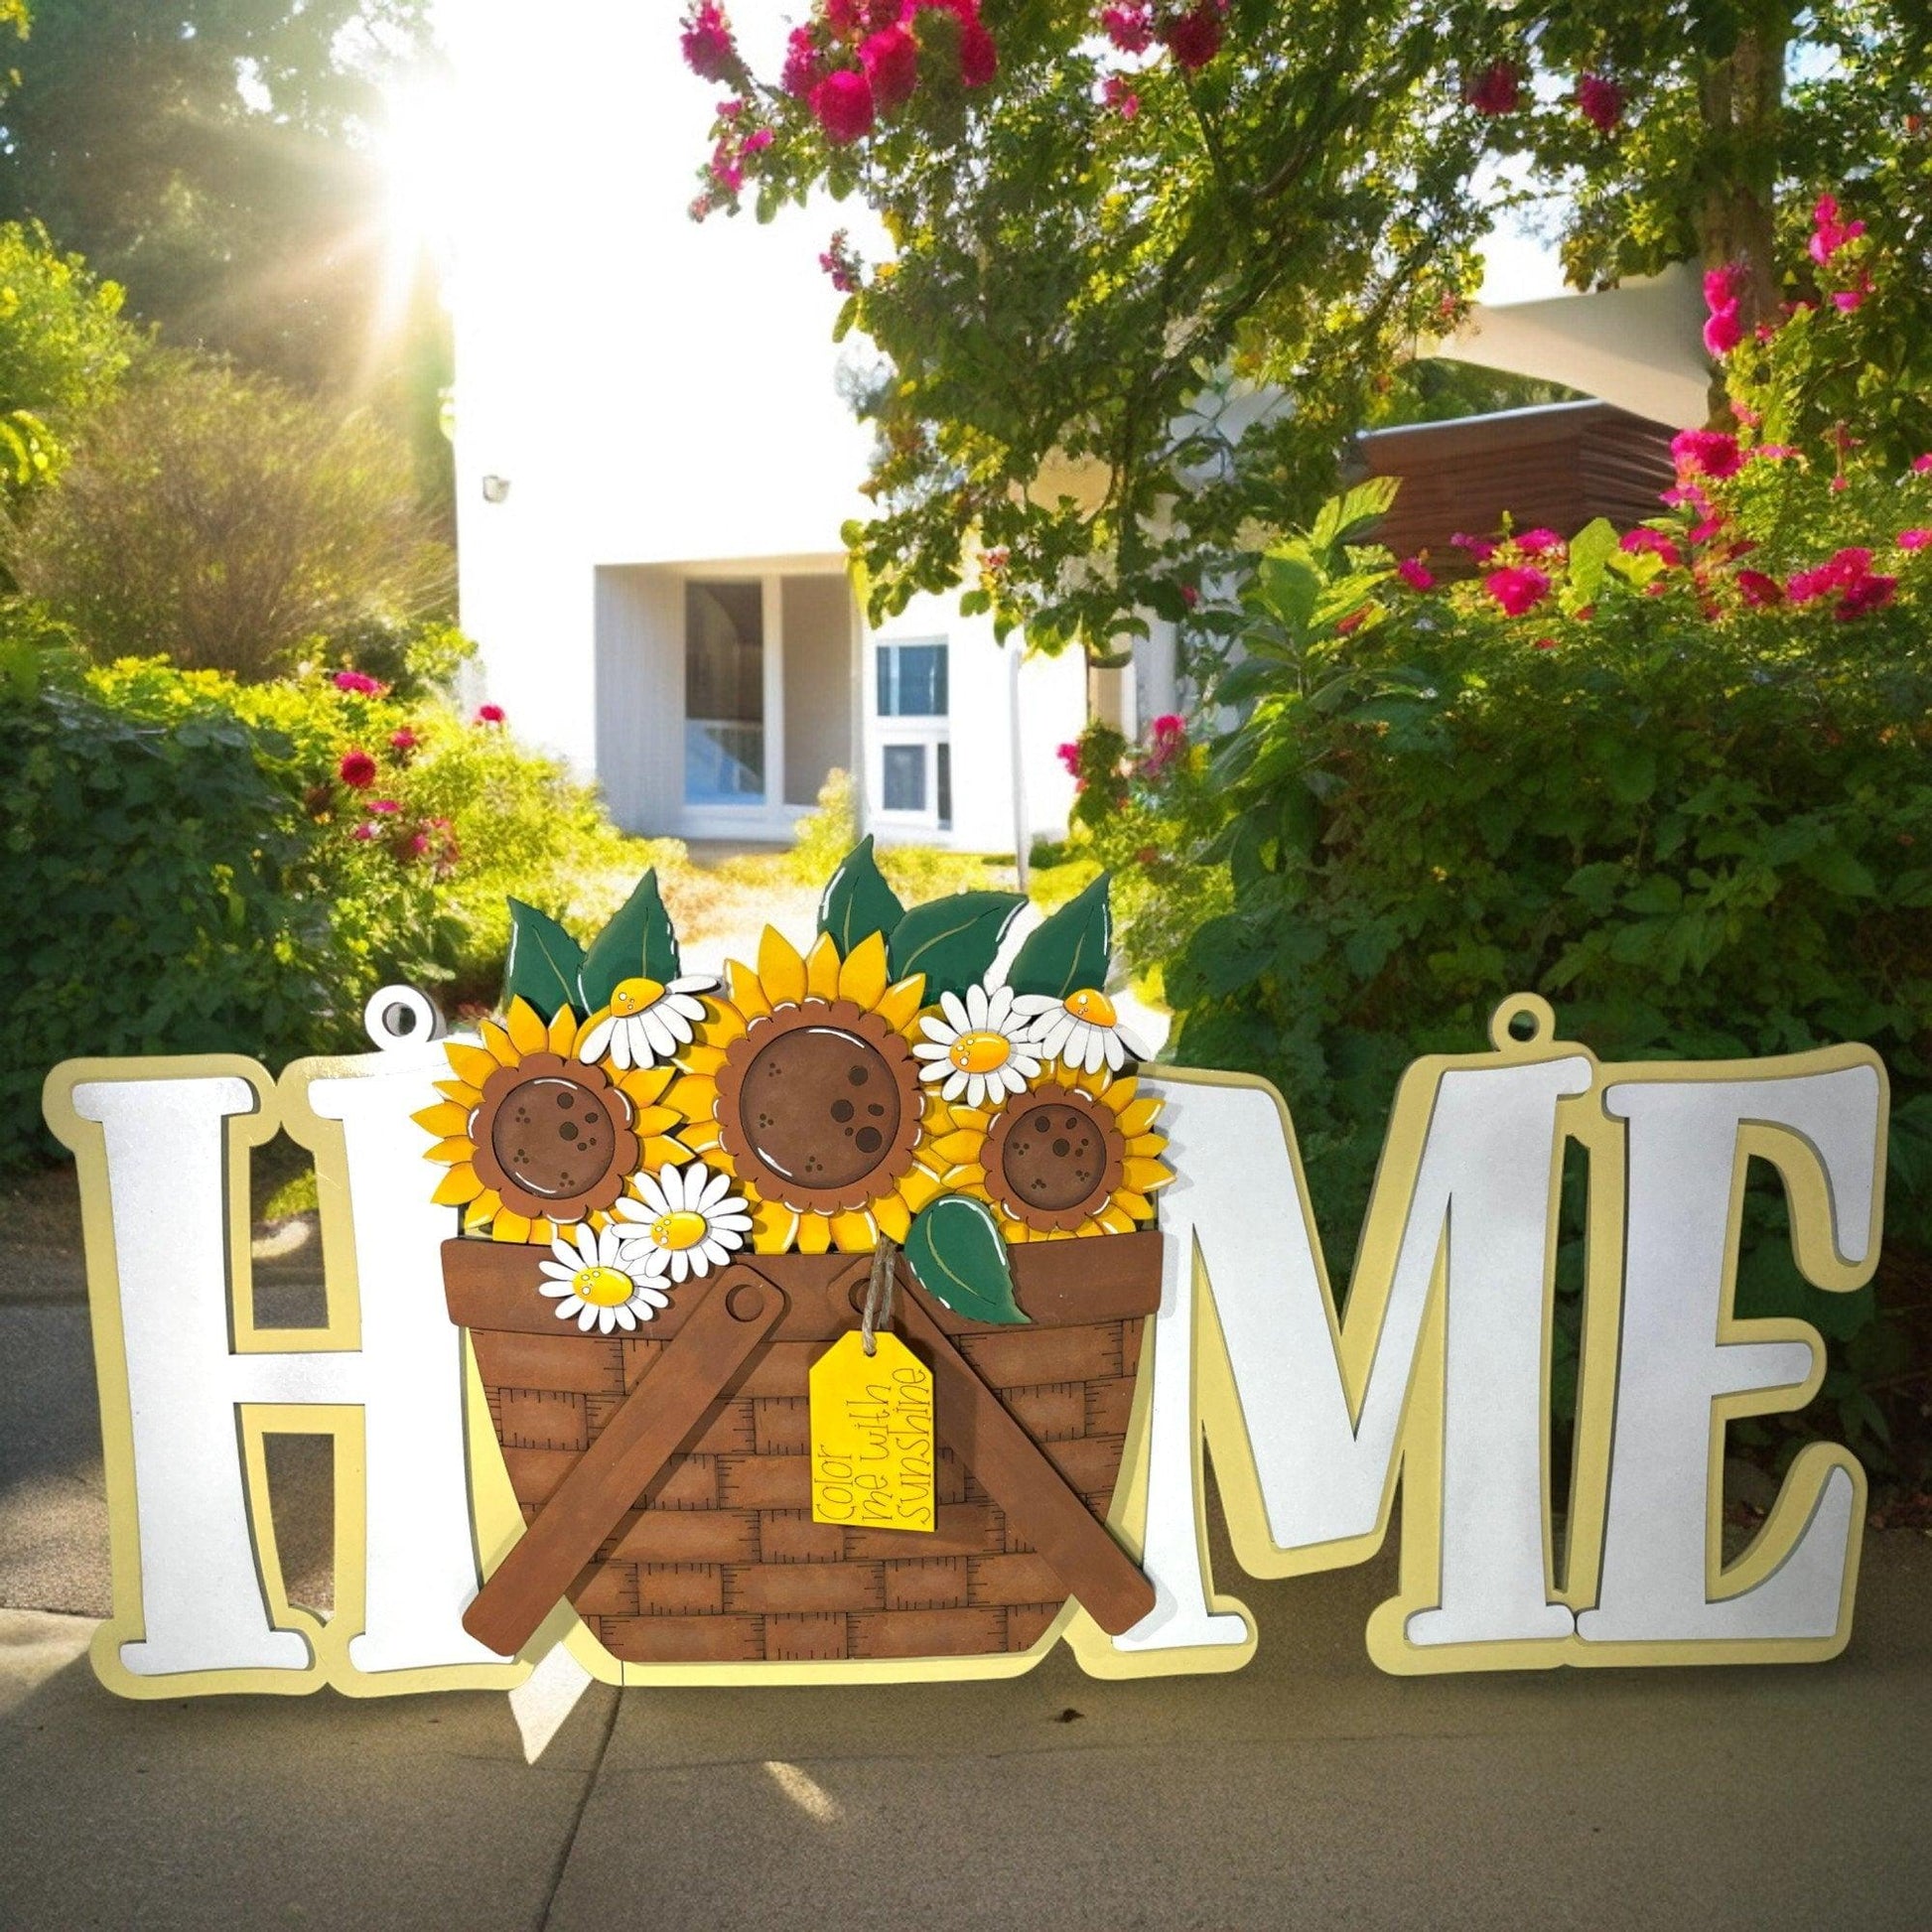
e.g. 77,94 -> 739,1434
444,0 -> 1082,855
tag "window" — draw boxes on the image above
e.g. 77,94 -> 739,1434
935,742 -> 952,829
882,743 -> 927,812
685,582 -> 763,804
876,640 -> 948,717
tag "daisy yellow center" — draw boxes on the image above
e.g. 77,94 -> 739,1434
949,1029 -> 1013,1074
1065,987 -> 1118,1027
571,1264 -> 634,1308
612,975 -> 665,1017
650,1207 -> 709,1252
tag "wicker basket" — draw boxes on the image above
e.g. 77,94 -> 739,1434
443,1232 -> 1162,1665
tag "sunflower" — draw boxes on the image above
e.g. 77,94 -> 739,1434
926,1058 -> 1172,1241
668,926 -> 945,1254
415,996 -> 688,1245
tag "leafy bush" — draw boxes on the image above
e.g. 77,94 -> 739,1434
1143,290 -> 1932,1466
8,358 -> 452,676
0,650 -> 667,1163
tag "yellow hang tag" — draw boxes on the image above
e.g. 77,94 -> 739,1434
808,1330 -> 935,1533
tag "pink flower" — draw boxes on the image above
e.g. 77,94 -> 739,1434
1736,569 -> 1783,608
1703,305 -> 1743,357
1144,713 -> 1188,776
1788,547 -> 1893,620
475,703 -> 505,726
1672,428 -> 1742,480
1515,527 -> 1564,559
957,15 -> 999,86
1100,3 -> 1153,53
1163,2 -> 1225,71
1056,741 -> 1083,779
811,67 -> 876,142
1809,193 -> 1865,266
1914,455 -> 1932,475
1899,530 -> 1932,551
1484,565 -> 1551,617
339,750 -> 378,789
1702,261 -> 1746,358
1179,583 -> 1199,608
1103,74 -> 1140,119
1465,59 -> 1523,116
716,97 -> 743,120
1830,474 -> 1849,492
679,2 -> 736,81
1837,573 -> 1895,620
743,128 -> 772,155
1831,278 -> 1871,313
782,25 -> 824,96
710,151 -> 743,194
369,798 -> 402,815
333,668 -> 382,695
1533,637 -> 1557,651
1621,529 -> 1684,568
351,822 -> 378,841
389,728 -> 419,756
1450,531 -> 1496,564
861,26 -> 919,109
1396,556 -> 1435,591
1577,72 -> 1623,133
819,229 -> 861,293
1751,443 -> 1797,462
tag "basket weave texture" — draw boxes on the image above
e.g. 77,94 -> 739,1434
444,1234 -> 1162,1665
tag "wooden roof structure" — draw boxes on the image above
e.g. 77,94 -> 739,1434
1352,400 -> 1677,569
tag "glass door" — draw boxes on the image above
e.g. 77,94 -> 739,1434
684,581 -> 765,804
872,638 -> 950,831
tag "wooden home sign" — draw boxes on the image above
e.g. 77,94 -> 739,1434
42,864 -> 1888,1698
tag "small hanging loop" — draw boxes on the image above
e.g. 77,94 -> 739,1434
362,984 -> 446,1051
861,1233 -> 898,1357
1487,992 -> 1557,1054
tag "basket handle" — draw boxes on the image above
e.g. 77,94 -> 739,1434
463,1267 -> 786,1659
896,1273 -> 1157,1638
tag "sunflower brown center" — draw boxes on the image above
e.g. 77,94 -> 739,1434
737,1024 -> 902,1189
489,1073 -> 618,1201
997,1095 -> 1111,1212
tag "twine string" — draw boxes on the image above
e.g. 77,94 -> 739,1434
861,1233 -> 898,1356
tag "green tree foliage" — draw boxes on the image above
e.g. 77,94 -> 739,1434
0,0 -> 434,393
684,1 -> 1927,645
8,358 -> 454,677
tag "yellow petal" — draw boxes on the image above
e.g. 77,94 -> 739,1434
1095,1203 -> 1137,1235
434,1079 -> 482,1106
726,960 -> 771,1021
704,1000 -> 747,1045
413,1101 -> 473,1137
805,931 -> 843,1002
838,931 -> 890,1010
680,1118 -> 723,1152
684,1043 -> 729,1077
464,1188 -> 502,1229
491,1210 -> 532,1243
928,1130 -> 985,1166
1123,1157 -> 1173,1192
621,1063 -> 676,1106
530,1218 -> 556,1246
874,975 -> 926,1034
830,1207 -> 877,1252
1111,1189 -> 1154,1221
548,1004 -> 580,1054
944,1107 -> 991,1135
666,1072 -> 716,1119
939,1163 -> 987,1189
432,1166 -> 484,1205
796,1213 -> 832,1255
480,1019 -> 519,1066
999,1214 -> 1033,1244
751,1198 -> 798,1253
632,1105 -> 680,1137
1101,1075 -> 1138,1114
445,1042 -> 499,1089
1116,1096 -> 1162,1137
758,926 -> 807,1007
895,1165 -> 944,1212
505,997 -> 548,1055
426,1137 -> 475,1166
642,1136 -> 692,1169
873,1192 -> 911,1241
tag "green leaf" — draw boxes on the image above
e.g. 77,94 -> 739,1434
1007,873 -> 1112,999
887,889 -> 1024,1001
502,898 -> 585,1021
903,1194 -> 1028,1325
1565,517 -> 1619,604
577,869 -> 680,1012
818,836 -> 905,954
1310,477 -> 1400,554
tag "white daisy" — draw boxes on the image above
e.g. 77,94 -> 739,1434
536,1222 -> 670,1334
576,973 -> 717,1072
911,982 -> 1042,1108
1013,986 -> 1148,1075
614,1160 -> 753,1284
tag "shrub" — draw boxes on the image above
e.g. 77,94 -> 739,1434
8,358 -> 453,677
0,651 -> 667,1163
